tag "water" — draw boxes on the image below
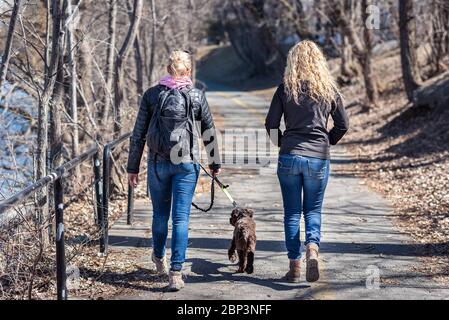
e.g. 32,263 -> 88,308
0,81 -> 36,199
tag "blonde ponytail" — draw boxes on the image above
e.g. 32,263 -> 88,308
168,50 -> 192,77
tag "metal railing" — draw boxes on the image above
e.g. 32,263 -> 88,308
0,132 -> 133,300
99,132 -> 132,255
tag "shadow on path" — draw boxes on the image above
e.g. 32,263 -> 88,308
109,235 -> 449,257
184,258 -> 309,292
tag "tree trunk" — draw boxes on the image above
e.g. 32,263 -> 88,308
399,0 -> 422,102
361,0 -> 379,107
77,0 -> 94,132
334,0 -> 378,108
148,0 -> 157,86
49,52 -> 65,171
134,34 -> 144,96
224,0 -> 284,77
187,0 -> 196,85
338,33 -> 360,85
102,0 -> 117,125
0,0 -> 23,89
278,0 -> 310,39
65,0 -> 80,179
293,0 -> 312,40
430,1 -> 449,74
44,0 -> 51,79
113,0 -> 143,135
361,0 -> 379,108
36,0 -> 64,235
335,0 -> 365,57
36,0 -> 64,182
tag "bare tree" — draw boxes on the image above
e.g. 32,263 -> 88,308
0,0 -> 23,89
36,0 -> 64,189
102,0 -> 117,125
223,0 -> 285,77
339,34 -> 360,85
76,0 -> 95,132
134,34 -> 144,96
429,0 -> 449,74
113,0 -> 143,135
334,0 -> 379,108
360,0 -> 379,108
49,46 -> 65,171
399,0 -> 422,102
278,0 -> 313,40
148,0 -> 157,85
65,0 -> 80,178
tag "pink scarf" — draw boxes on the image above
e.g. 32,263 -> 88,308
159,75 -> 193,89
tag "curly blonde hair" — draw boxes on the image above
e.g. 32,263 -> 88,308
168,50 -> 192,77
284,40 -> 339,106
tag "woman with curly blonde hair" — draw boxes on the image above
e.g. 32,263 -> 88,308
265,40 -> 349,283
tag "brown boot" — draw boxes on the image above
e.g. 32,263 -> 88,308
285,260 -> 301,283
151,252 -> 168,275
306,243 -> 320,282
168,271 -> 185,292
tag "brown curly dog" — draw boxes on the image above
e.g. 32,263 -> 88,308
228,208 -> 257,274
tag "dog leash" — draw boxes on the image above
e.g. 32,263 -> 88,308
192,163 -> 238,212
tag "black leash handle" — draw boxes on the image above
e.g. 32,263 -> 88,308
191,175 -> 215,213
191,163 -> 234,212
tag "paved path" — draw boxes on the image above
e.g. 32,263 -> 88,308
110,87 -> 449,300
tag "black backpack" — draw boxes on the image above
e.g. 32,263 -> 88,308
146,87 -> 195,162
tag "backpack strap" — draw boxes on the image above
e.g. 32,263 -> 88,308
155,87 -> 171,114
179,88 -> 197,162
180,87 -> 194,118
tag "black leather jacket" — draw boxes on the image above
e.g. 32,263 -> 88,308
127,85 -> 221,174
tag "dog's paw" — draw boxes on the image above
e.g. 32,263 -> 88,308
245,265 -> 254,274
236,268 -> 245,273
228,251 -> 237,263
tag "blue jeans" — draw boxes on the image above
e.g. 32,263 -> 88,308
277,154 -> 330,260
148,158 -> 199,271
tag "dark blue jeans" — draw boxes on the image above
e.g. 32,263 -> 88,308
277,154 -> 330,260
148,158 -> 199,271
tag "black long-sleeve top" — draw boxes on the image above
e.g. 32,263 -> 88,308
265,83 -> 349,160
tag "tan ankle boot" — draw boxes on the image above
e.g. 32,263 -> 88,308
168,271 -> 185,291
151,252 -> 168,275
306,243 -> 320,282
285,260 -> 301,283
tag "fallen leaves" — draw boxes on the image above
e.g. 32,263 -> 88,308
340,79 -> 449,284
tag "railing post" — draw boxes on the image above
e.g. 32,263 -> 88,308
93,151 -> 102,226
100,145 -> 110,255
54,177 -> 67,300
127,185 -> 134,225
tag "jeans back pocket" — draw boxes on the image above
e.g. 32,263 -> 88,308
307,158 -> 329,179
277,156 -> 295,175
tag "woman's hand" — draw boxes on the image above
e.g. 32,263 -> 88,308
211,168 -> 221,177
128,173 -> 139,188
